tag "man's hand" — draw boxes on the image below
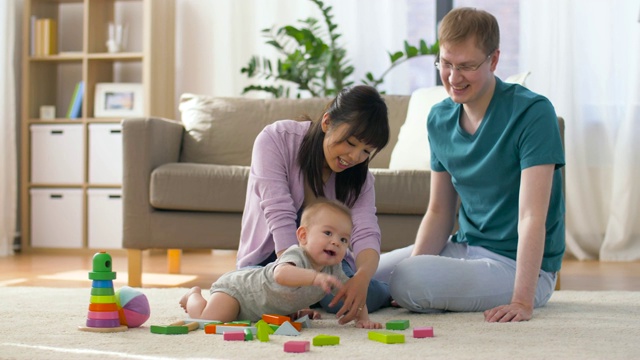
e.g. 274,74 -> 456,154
484,302 -> 533,322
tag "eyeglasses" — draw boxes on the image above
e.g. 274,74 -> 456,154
434,54 -> 493,74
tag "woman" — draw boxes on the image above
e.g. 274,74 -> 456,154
236,85 -> 391,324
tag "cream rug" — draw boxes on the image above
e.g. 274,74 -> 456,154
1,287 -> 639,360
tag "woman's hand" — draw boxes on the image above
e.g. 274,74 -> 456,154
329,272 -> 369,325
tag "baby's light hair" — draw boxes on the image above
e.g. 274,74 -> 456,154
300,198 -> 353,228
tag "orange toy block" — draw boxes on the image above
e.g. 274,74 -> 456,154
262,314 -> 291,325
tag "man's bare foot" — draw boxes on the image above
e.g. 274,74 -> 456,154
179,286 -> 201,312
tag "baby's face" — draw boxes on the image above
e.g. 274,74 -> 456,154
301,207 -> 352,267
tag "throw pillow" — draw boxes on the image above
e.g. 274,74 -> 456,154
388,72 -> 531,171
388,86 -> 448,170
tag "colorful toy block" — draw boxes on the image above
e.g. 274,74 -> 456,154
150,321 -> 199,335
244,327 -> 254,341
273,321 -> 300,336
231,320 -> 251,326
204,323 -> 254,334
386,320 -> 410,330
368,331 -> 405,344
413,326 -> 434,338
295,314 -> 311,328
255,320 -> 275,334
223,331 -> 246,341
284,340 -> 311,353
262,314 -> 291,325
256,321 -> 271,342
185,318 -> 221,330
313,334 -> 340,346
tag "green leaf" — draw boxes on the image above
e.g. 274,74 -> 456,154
389,51 -> 404,63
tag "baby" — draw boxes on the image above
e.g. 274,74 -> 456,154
180,199 -> 381,329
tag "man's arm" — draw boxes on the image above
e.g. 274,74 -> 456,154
411,170 -> 459,256
484,164 -> 554,322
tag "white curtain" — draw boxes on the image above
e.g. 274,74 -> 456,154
1,0 -> 17,257
520,0 -> 640,260
175,0 -> 410,100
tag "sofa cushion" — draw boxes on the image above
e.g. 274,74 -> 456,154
150,163 -> 249,212
370,168 -> 430,215
179,94 -> 330,166
178,93 -> 410,169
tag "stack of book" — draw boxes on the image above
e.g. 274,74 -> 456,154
31,17 -> 57,56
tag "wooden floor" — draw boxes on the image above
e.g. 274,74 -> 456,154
1,250 -> 640,291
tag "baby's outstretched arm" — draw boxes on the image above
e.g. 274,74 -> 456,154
273,263 -> 342,293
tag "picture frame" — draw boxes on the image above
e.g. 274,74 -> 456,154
94,83 -> 144,118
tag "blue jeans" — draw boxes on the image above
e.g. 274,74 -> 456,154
316,259 -> 391,314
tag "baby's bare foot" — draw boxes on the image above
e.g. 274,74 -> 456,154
179,286 -> 201,311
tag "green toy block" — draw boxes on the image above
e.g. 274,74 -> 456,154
386,320 -> 410,330
256,321 -> 271,342
368,331 -> 405,344
313,334 -> 340,346
255,320 -> 275,334
244,327 -> 254,341
231,320 -> 251,326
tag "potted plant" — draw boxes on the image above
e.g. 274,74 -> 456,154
240,0 -> 438,98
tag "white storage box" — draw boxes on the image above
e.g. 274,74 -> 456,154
88,188 -> 123,249
89,123 -> 123,184
30,124 -> 84,184
30,188 -> 83,248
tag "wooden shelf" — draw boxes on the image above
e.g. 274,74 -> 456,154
20,0 -> 175,252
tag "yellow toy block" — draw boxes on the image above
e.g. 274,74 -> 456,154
368,330 -> 405,344
313,334 -> 340,346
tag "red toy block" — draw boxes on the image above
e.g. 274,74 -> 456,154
262,314 -> 291,325
284,340 -> 310,353
223,331 -> 246,341
413,326 -> 434,338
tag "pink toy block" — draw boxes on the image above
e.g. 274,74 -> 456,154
413,326 -> 434,338
223,331 -> 246,341
284,340 -> 310,353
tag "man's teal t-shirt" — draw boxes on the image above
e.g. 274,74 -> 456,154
427,77 -> 565,272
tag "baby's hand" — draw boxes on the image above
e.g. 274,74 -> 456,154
355,319 -> 382,329
312,273 -> 342,293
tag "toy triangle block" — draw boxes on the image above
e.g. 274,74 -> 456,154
294,314 -> 311,328
273,321 -> 300,336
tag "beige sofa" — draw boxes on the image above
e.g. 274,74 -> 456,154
122,94 -> 433,287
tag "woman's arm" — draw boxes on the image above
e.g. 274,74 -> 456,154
484,164 -> 554,322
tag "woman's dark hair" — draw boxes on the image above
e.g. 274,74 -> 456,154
298,85 -> 390,207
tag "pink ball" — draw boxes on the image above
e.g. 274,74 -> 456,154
115,286 -> 150,328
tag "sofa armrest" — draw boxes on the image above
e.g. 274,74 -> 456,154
122,117 -> 184,249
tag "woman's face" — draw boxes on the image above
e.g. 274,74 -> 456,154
321,115 -> 375,174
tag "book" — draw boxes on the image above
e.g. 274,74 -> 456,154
42,19 -> 57,55
34,18 -> 57,56
30,16 -> 36,56
66,81 -> 84,119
